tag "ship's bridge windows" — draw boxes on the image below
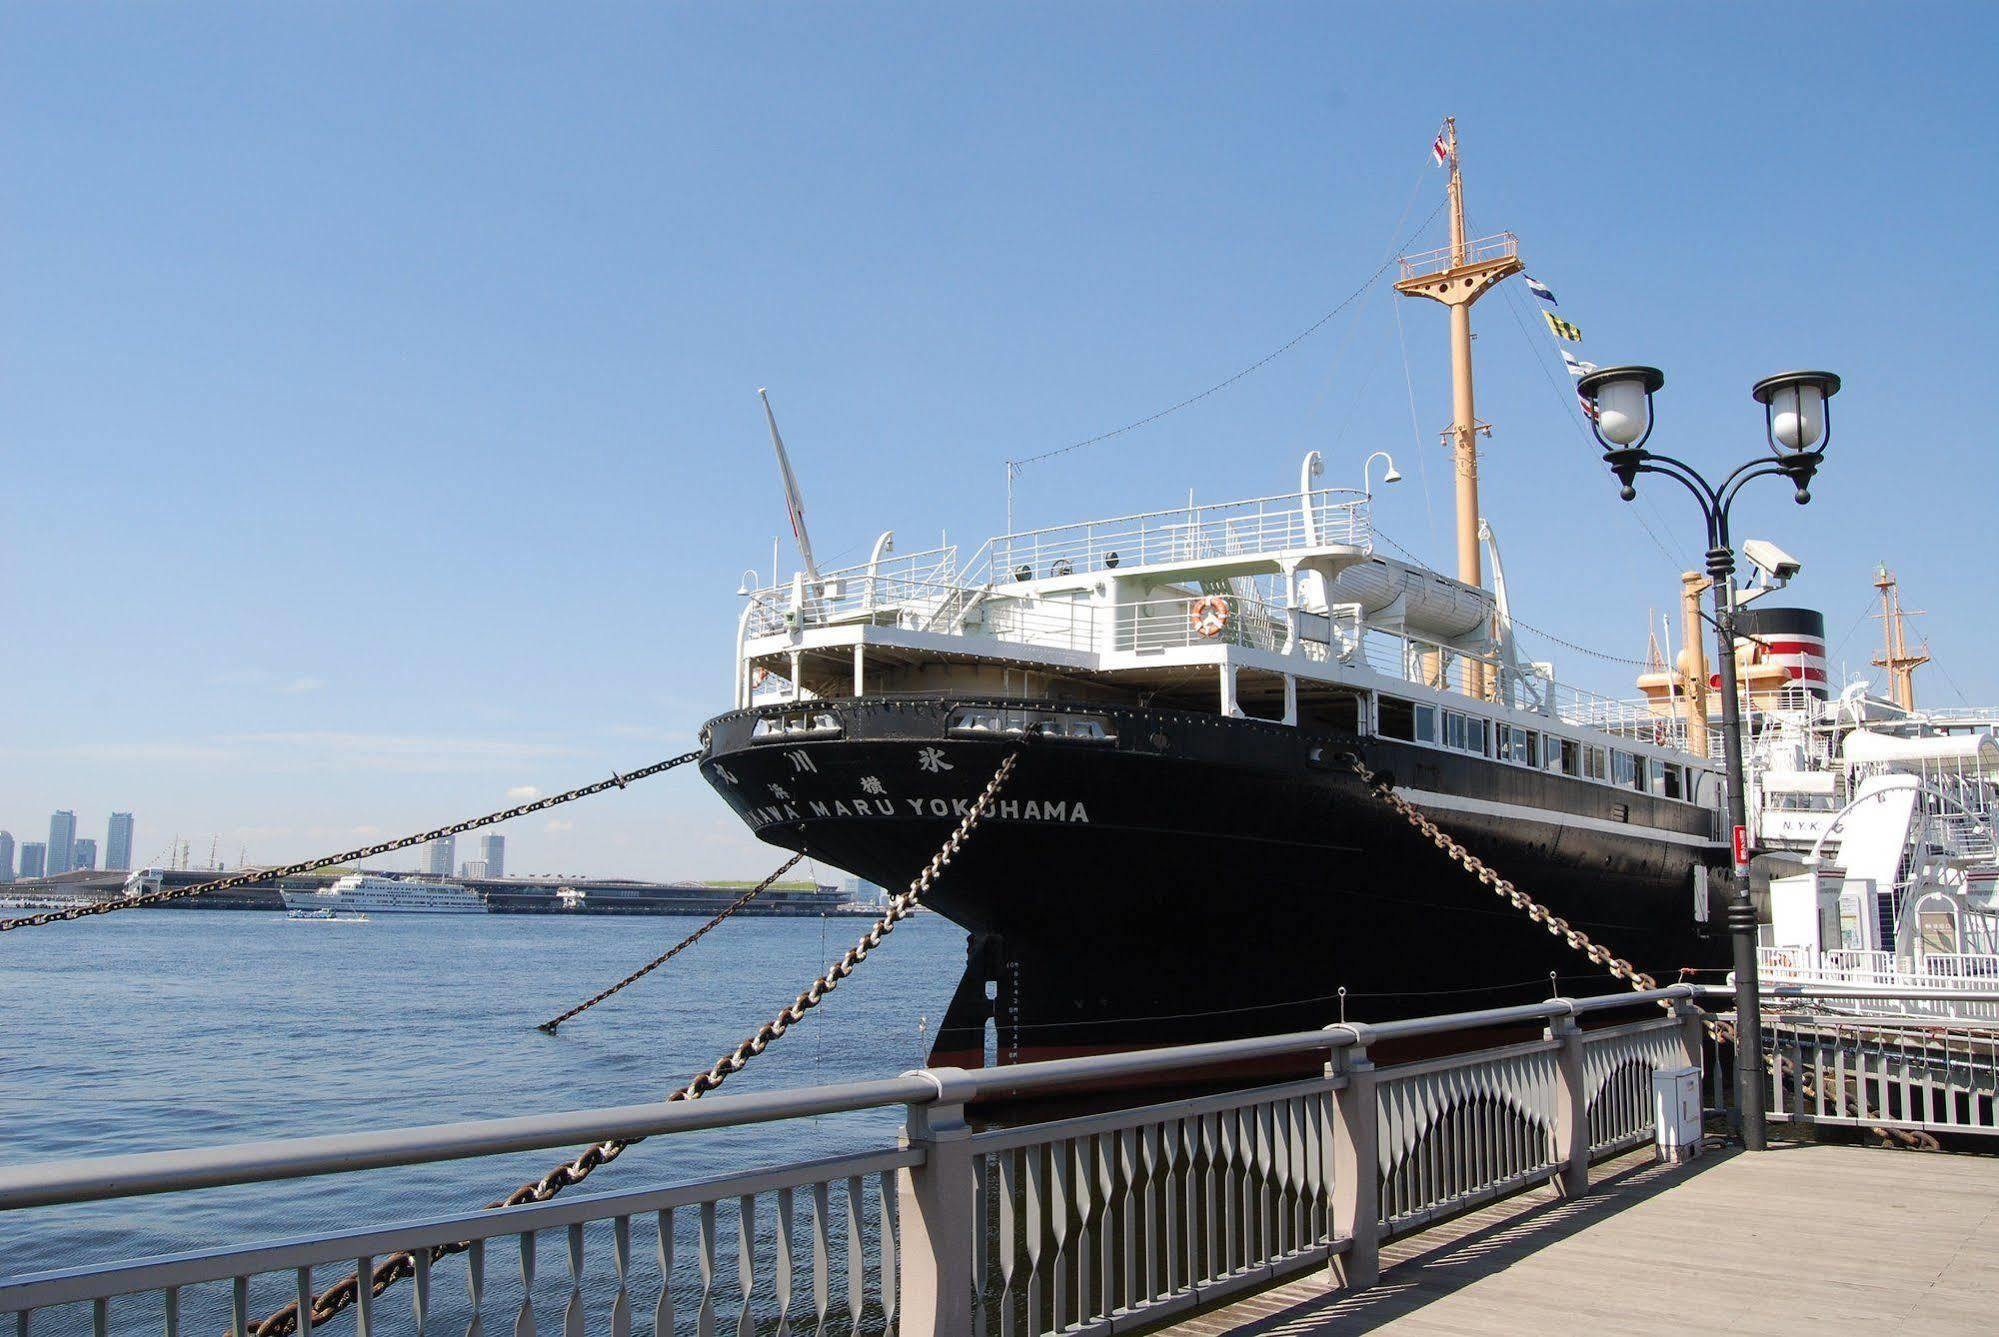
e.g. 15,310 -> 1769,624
1546,735 -> 1581,777
1440,709 -> 1489,756
1612,750 -> 1646,791
1377,696 -> 1417,741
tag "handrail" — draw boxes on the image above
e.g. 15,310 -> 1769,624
0,989 -> 1695,1214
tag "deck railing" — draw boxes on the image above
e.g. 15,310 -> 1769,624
0,990 -> 1702,1337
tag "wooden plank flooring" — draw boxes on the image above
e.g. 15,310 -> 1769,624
1147,1140 -> 1999,1335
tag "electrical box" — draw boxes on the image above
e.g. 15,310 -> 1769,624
1652,1065 -> 1702,1163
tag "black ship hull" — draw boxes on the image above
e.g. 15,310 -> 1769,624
701,697 -> 1727,1068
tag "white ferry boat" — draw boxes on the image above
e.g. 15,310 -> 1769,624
280,875 -> 487,916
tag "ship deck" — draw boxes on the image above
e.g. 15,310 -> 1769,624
1152,1139 -> 1999,1335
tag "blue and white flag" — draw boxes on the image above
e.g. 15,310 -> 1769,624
1524,275 -> 1557,304
1560,349 -> 1597,379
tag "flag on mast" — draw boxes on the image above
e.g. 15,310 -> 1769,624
1541,311 -> 1584,342
758,388 -> 820,578
1524,275 -> 1558,304
1560,349 -> 1597,379
1430,127 -> 1450,167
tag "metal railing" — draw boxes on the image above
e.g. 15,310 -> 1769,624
1759,948 -> 1999,1022
0,990 -> 1702,1337
1397,232 -> 1519,281
988,489 -> 1370,588
1764,1012 -> 1999,1139
1114,592 -> 1296,655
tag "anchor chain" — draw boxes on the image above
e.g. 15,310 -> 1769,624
537,852 -> 806,1033
0,752 -> 704,932
1345,753 -> 1660,991
251,749 -> 1020,1337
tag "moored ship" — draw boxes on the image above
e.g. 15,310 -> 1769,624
280,874 -> 486,916
701,126 -> 1732,1067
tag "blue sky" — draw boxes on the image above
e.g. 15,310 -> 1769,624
3,4 -> 1993,879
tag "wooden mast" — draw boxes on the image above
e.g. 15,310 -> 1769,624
1395,119 -> 1522,698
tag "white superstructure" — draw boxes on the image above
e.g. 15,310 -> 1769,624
281,875 -> 487,916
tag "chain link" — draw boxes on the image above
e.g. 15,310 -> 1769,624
251,749 -> 1020,1337
0,753 -> 704,932
537,852 -> 805,1033
1345,753 -> 1661,990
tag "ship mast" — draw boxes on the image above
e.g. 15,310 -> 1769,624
1872,565 -> 1928,710
1395,119 -> 1522,698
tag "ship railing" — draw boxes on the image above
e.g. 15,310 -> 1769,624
1758,947 -> 1999,1022
0,989 -> 1706,1337
1352,628 -> 1706,757
1397,232 -> 1519,281
987,488 -> 1370,587
746,574 -> 1100,654
1114,590 -> 1302,655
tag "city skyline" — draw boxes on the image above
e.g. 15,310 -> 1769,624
0,809 -> 136,879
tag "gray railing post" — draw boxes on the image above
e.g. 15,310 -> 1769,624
897,1068 -> 977,1337
1326,1039 -> 1379,1289
1548,1005 -> 1590,1199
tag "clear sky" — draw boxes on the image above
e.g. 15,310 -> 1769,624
3,4 -> 1994,880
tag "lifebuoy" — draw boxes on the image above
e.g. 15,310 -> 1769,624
1190,595 -> 1231,639
752,666 -> 770,687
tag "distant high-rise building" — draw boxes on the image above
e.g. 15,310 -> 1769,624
425,835 -> 456,878
46,811 -> 77,877
460,860 -> 489,880
72,838 -> 98,872
20,843 -> 46,880
0,831 -> 13,883
480,834 -> 505,880
106,813 -> 135,872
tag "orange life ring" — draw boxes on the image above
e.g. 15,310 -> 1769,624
1190,596 -> 1231,639
751,665 -> 770,687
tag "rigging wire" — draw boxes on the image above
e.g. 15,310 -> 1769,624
1487,248 -> 1694,574
1007,185 -> 1448,473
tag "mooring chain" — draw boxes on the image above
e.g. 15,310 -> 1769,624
537,852 -> 806,1034
1345,754 -> 1660,991
0,752 -> 705,932
251,749 -> 1020,1337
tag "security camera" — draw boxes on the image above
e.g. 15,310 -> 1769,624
1742,539 -> 1802,583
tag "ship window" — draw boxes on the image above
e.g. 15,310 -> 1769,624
1414,703 -> 1437,744
1585,745 -> 1608,781
1612,750 -> 1642,790
1498,724 -> 1539,766
1464,716 -> 1489,756
1444,711 -> 1465,750
1662,764 -> 1684,800
1550,736 -> 1580,776
1377,696 -> 1416,741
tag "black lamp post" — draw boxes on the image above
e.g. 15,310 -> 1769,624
1576,364 -> 1842,1152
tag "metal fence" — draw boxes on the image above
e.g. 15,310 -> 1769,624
0,991 -> 1705,1336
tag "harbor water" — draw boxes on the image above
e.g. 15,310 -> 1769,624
0,908 -> 962,1314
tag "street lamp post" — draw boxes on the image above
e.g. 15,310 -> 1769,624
1576,364 -> 1842,1152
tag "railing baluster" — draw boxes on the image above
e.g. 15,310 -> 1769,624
566,1221 -> 587,1337
997,1150 -> 1019,1337
1141,1122 -> 1162,1301
164,1285 -> 180,1337
877,1170 -> 898,1333
1120,1127 -> 1140,1305
774,1188 -> 795,1337
655,1208 -> 676,1337
94,1298 -> 108,1337
1050,1138 -> 1071,1329
516,1230 -> 537,1337
467,1239 -> 485,1333
809,1183 -> 831,1337
413,1247 -> 431,1334
1095,1133 -> 1115,1313
295,1267 -> 312,1337
1071,1137 -> 1094,1323
736,1194 -> 757,1337
844,1176 -> 864,1332
1161,1119 -> 1183,1296
353,1256 -> 372,1337
698,1200 -> 719,1337
232,1276 -> 249,1337
1024,1146 -> 1046,1335
972,1154 -> 991,1337
611,1216 -> 633,1337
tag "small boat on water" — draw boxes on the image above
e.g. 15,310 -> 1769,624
285,907 -> 369,923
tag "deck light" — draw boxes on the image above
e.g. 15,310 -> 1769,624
1577,365 -> 1664,451
1753,369 -> 1840,455
1364,451 -> 1402,496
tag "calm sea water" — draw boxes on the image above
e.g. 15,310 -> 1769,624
0,908 -> 964,1307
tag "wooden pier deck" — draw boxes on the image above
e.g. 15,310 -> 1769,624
1152,1141 -> 1999,1336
